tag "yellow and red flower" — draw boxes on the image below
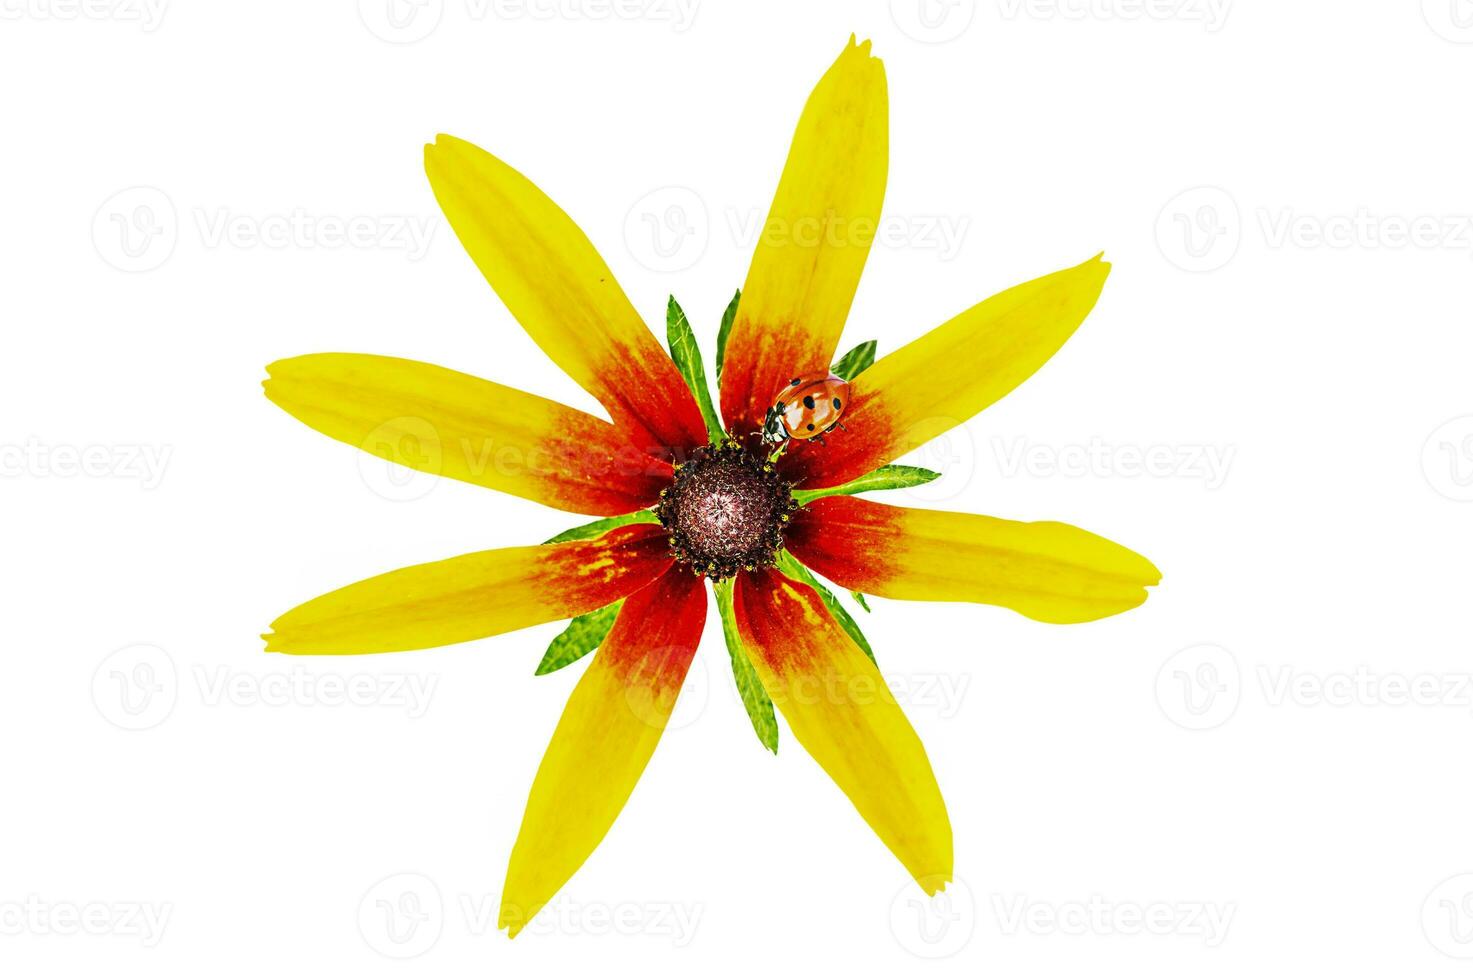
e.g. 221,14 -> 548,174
263,37 -> 1158,937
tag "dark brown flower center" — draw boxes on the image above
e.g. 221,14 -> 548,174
656,441 -> 796,581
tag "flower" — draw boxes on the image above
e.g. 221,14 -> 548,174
262,36 -> 1158,937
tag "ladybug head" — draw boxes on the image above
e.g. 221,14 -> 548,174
760,404 -> 788,445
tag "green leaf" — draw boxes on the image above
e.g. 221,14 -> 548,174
851,591 -> 871,613
792,464 -> 941,504
542,511 -> 658,544
666,295 -> 724,440
535,600 -> 621,675
714,289 -> 740,382
775,552 -> 875,664
831,339 -> 877,380
713,579 -> 778,754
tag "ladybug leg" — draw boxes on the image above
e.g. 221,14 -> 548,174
814,431 -> 828,446
835,421 -> 848,432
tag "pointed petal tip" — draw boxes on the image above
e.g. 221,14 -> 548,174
260,365 -> 288,402
1110,538 -> 1161,589
423,133 -> 468,171
918,872 -> 953,897
261,355 -> 311,394
840,34 -> 881,68
497,894 -> 546,938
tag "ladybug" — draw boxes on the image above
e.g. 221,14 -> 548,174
761,373 -> 851,445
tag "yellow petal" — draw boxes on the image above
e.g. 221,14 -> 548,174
500,567 -> 707,937
424,134 -> 707,457
788,496 -> 1160,624
264,525 -> 671,654
719,37 -> 888,437
783,254 -> 1111,488
264,354 -> 672,516
734,567 -> 951,891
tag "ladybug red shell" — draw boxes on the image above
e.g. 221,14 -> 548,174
761,373 -> 851,444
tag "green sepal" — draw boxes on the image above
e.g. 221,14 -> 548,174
535,600 -> 621,675
714,289 -> 740,382
792,464 -> 941,505
831,339 -> 877,380
775,551 -> 875,664
666,295 -> 724,440
714,578 -> 779,754
542,510 -> 659,545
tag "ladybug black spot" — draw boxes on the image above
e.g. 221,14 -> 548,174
806,423 -> 815,431
802,395 -> 816,410
832,397 -> 841,409
790,378 -> 802,387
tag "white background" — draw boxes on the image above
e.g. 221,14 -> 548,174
3,0 -> 1473,975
